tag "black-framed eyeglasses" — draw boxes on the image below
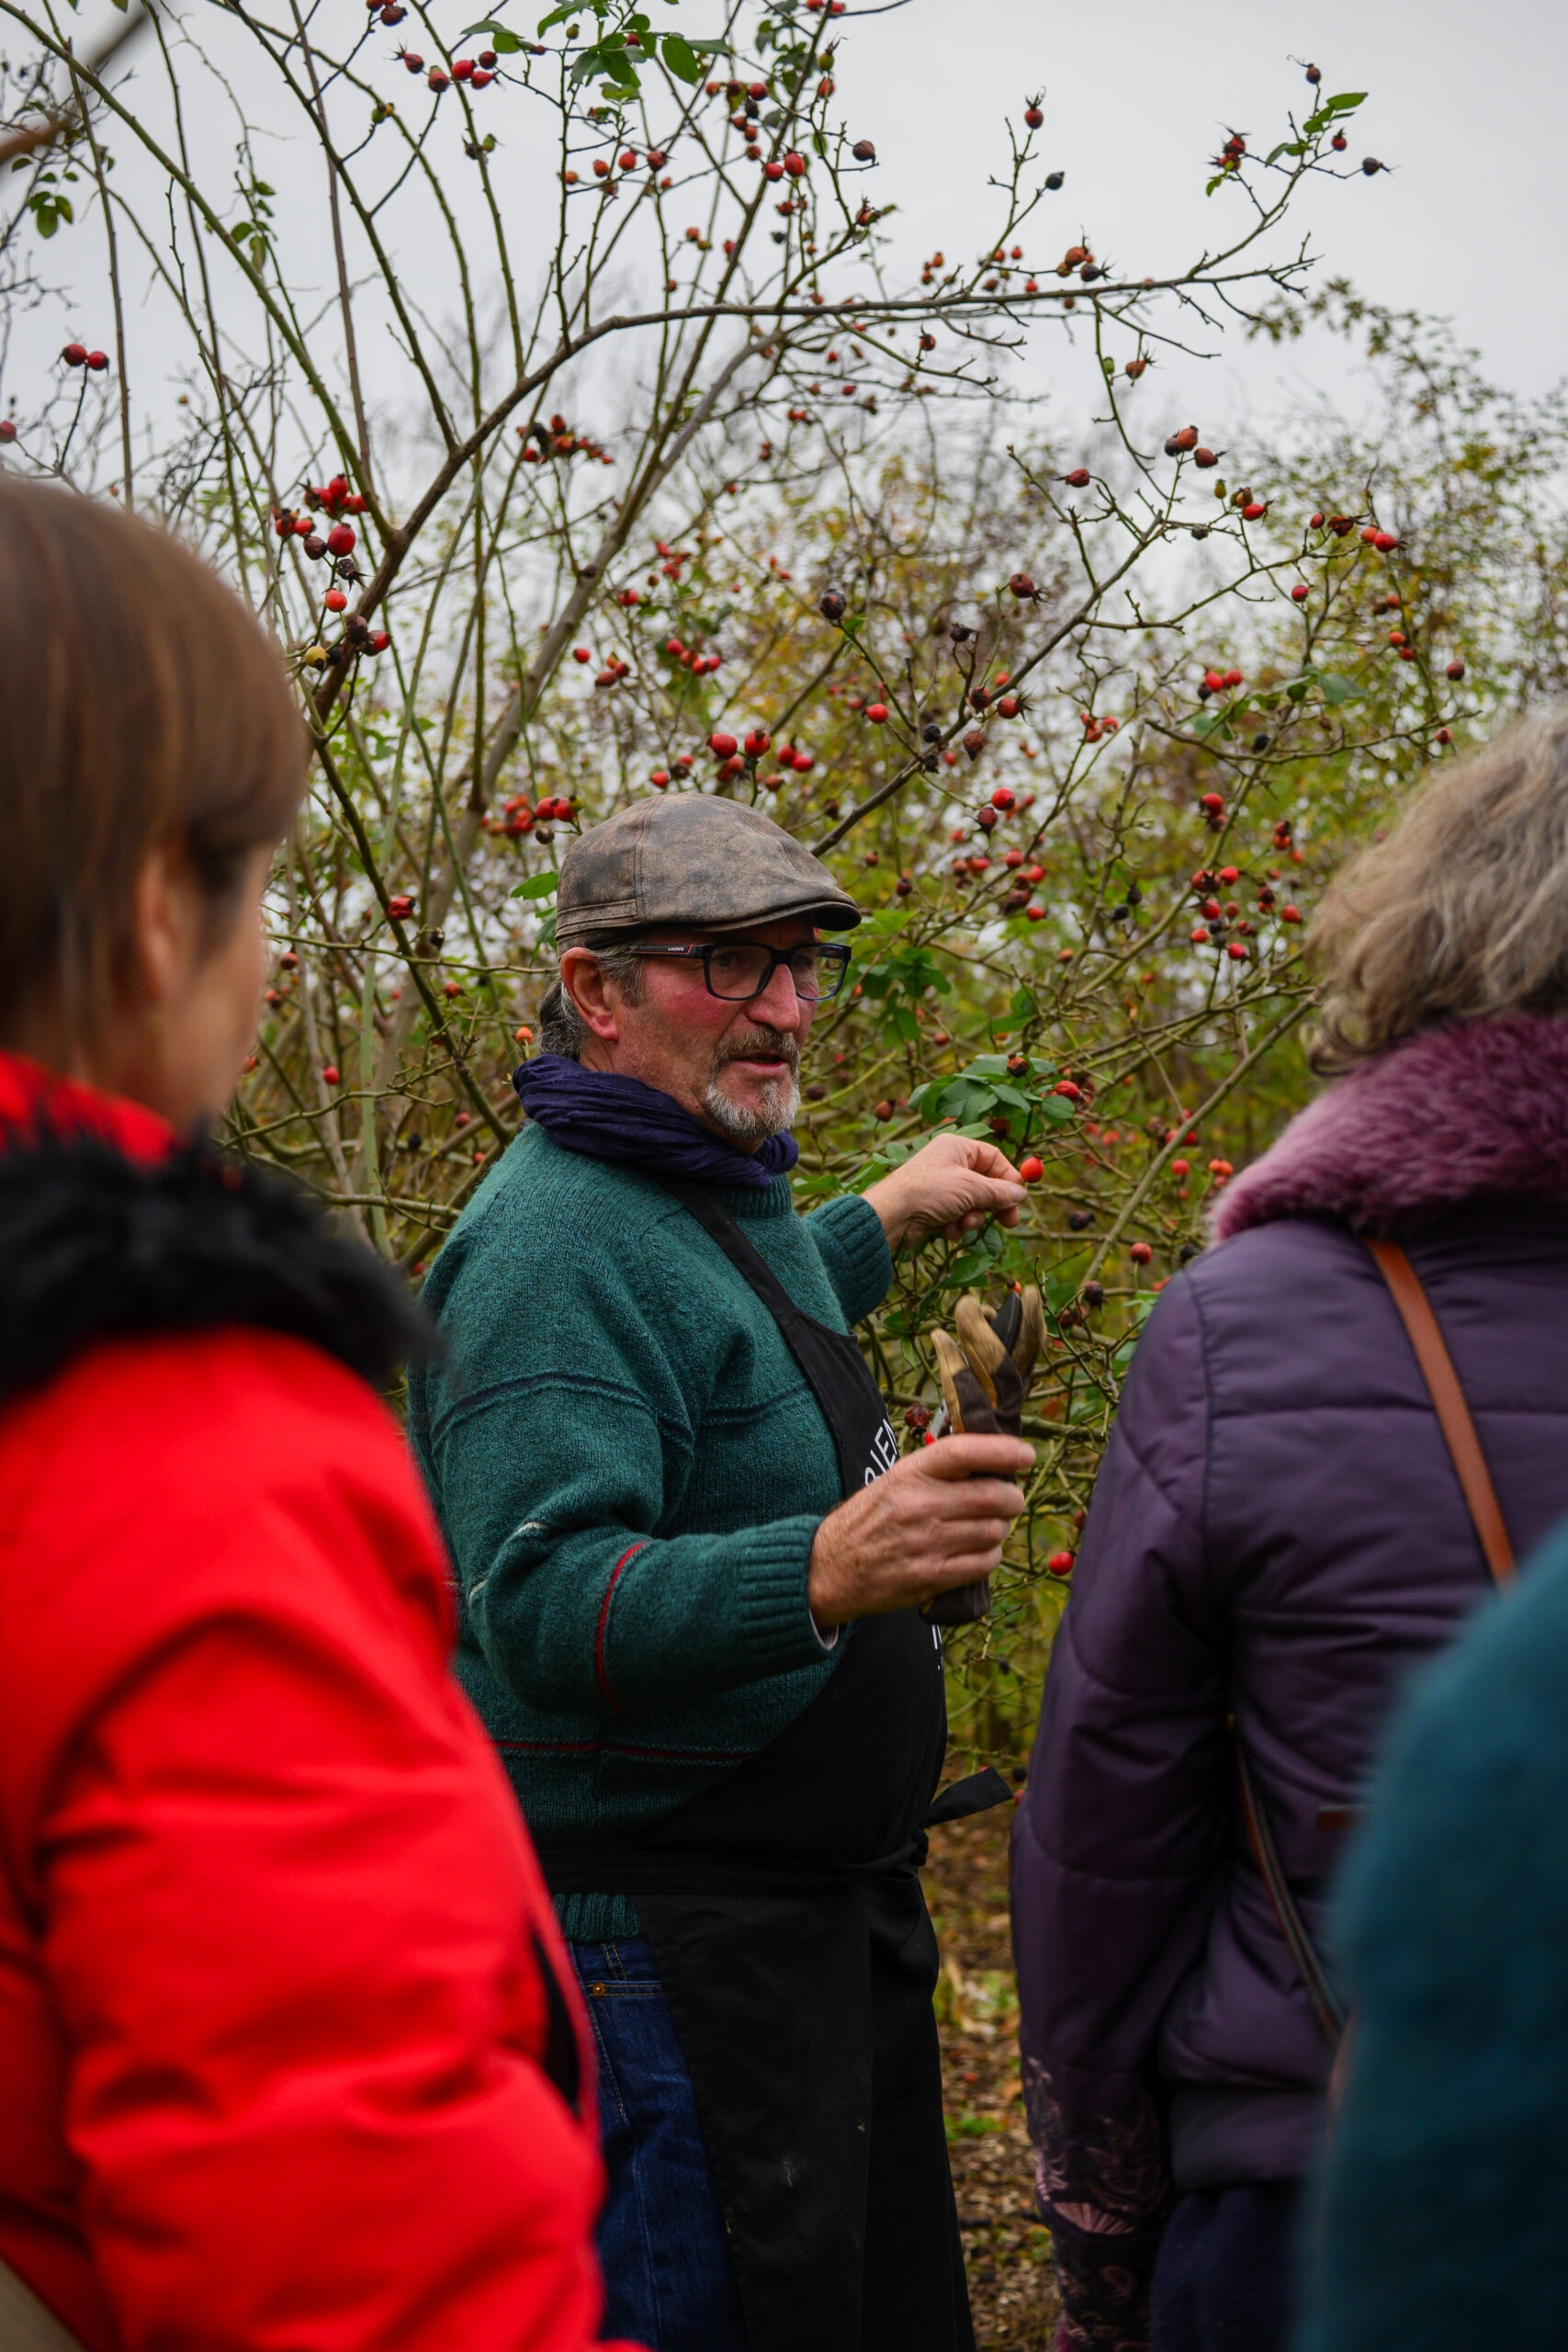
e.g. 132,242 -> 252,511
627,941 -> 852,1002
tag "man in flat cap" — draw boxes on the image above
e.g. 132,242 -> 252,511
412,794 -> 1032,2352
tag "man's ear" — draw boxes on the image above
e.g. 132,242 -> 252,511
559,946 -> 622,1043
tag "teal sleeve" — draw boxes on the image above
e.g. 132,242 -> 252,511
420,1238 -> 830,1717
1300,1531 -> 1568,2352
805,1193 -> 893,1325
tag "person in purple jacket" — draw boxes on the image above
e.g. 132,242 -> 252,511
1011,706 -> 1568,2352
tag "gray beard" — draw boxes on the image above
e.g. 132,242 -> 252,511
704,1069 -> 801,1147
705,1030 -> 802,1147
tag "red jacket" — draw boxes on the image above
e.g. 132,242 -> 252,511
0,1055 -> 637,2352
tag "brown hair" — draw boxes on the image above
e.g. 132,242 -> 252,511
0,478 -> 306,1057
1309,707 -> 1568,1074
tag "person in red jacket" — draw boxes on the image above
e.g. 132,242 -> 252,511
0,478 -> 641,2352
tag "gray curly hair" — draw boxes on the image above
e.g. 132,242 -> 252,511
1309,707 -> 1568,1074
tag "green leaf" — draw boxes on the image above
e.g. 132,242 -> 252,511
662,31 -> 702,79
952,1082 -> 999,1120
962,1053 -> 1010,1079
463,17 -> 525,46
1304,92 -> 1366,132
1010,987 -> 1038,1019
1265,139 -> 1307,165
1039,1095 -> 1077,1125
510,871 -> 559,899
948,1227 -> 1004,1285
570,36 -> 639,85
1319,673 -> 1360,707
989,1081 -> 1031,1111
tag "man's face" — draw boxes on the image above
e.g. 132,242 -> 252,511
570,917 -> 825,1147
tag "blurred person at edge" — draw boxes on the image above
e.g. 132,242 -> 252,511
0,480 -> 643,2352
410,789 -> 1033,2352
1292,1504 -> 1568,2352
1011,707 -> 1568,2352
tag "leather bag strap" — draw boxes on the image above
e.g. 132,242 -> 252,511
1233,1735 -> 1346,2045
1235,1236 -> 1515,2054
1366,1238 -> 1516,1585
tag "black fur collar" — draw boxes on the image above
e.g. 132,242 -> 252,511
0,1129 -> 430,1409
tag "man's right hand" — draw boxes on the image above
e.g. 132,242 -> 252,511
807,1435 -> 1033,1628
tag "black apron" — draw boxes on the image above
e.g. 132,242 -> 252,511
540,1178 -> 1006,2352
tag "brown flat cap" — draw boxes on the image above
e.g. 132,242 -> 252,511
556,792 -> 861,947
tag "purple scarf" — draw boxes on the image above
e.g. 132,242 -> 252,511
513,1053 -> 799,1190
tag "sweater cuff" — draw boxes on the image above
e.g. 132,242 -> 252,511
731,1516 -> 839,1672
807,1193 -> 894,1325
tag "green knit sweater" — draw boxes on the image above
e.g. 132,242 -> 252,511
409,1121 -> 894,1940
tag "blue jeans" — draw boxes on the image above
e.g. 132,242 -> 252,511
570,1935 -> 749,2352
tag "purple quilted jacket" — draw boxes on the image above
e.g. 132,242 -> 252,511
1012,1013 -> 1568,2322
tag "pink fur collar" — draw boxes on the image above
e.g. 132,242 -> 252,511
1212,1014 -> 1568,1240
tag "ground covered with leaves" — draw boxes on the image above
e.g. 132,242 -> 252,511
926,1791 -> 1058,2348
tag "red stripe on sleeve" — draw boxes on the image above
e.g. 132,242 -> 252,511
593,1544 -> 646,1711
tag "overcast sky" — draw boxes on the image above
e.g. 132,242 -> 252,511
23,0 -> 1567,475
853,0 -> 1567,430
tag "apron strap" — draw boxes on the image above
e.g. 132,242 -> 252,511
536,1840 -> 925,1898
657,1173 -> 896,1499
660,1175 -> 818,1337
538,1772 -> 1012,1894
923,1766 -> 1012,1828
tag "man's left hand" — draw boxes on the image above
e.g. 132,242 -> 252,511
863,1132 -> 1026,1252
